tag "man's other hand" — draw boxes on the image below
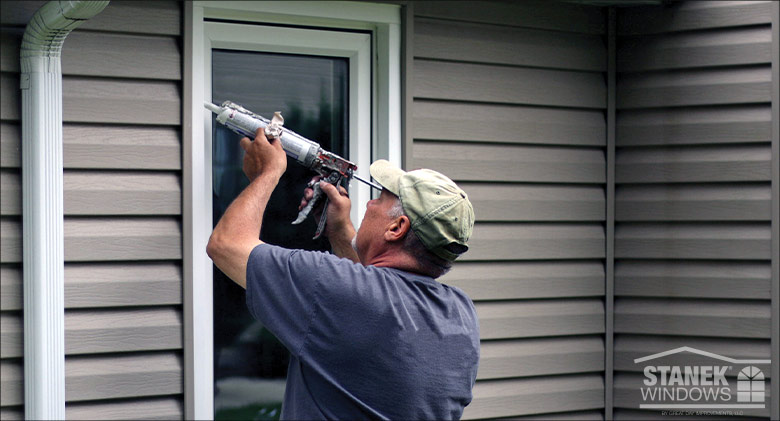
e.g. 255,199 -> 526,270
298,175 -> 324,216
299,176 -> 358,261
298,176 -> 353,236
241,127 -> 287,182
319,181 -> 353,238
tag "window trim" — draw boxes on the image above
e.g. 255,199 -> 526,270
183,2 -> 401,419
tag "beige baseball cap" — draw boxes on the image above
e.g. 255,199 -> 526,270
369,160 -> 475,261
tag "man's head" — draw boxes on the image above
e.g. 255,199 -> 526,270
353,160 -> 475,278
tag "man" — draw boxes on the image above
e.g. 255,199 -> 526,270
207,127 -> 479,420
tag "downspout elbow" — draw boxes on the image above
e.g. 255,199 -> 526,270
21,1 -> 109,72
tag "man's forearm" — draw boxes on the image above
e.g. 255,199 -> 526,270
207,173 -> 279,287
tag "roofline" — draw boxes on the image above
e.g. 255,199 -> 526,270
634,346 -> 772,364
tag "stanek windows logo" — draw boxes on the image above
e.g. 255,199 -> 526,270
737,366 -> 765,403
634,346 -> 770,411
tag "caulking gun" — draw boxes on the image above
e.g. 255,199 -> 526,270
205,100 -> 381,239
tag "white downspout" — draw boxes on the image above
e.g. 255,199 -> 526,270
20,1 -> 108,419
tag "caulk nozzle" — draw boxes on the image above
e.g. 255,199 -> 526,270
204,102 -> 222,114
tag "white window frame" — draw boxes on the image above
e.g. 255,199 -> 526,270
183,2 -> 401,419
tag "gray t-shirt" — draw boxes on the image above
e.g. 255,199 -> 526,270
245,243 -> 480,420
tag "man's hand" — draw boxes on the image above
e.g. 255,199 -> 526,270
241,127 -> 287,182
299,176 -> 359,262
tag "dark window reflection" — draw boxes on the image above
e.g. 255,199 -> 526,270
212,50 -> 348,420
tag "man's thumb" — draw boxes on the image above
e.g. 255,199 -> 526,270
321,181 -> 349,202
320,181 -> 337,197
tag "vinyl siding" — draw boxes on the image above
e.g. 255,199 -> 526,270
1,0 -> 777,419
0,1 -> 183,419
414,1 -> 607,419
613,1 -> 774,419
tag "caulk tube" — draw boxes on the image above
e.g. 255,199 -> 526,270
205,101 -> 320,167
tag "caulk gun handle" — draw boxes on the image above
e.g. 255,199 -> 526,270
292,172 -> 344,240
292,183 -> 322,226
312,172 -> 346,239
313,197 -> 330,240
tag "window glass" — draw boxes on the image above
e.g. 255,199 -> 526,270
211,49 -> 348,420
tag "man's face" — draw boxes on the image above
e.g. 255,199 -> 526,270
354,189 -> 398,263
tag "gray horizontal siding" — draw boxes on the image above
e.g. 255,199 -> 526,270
616,144 -> 771,183
0,0 -> 180,35
1,353 -> 183,406
0,74 -> 180,124
615,260 -> 770,299
412,1 -> 607,419
516,412 -> 604,421
1,30 -> 180,79
1,170 -> 181,215
478,337 -> 604,380
467,223 -> 605,261
1,218 -> 182,262
444,261 -> 604,301
414,142 -> 605,184
1,307 -> 182,358
616,105 -> 772,146
477,300 -> 605,340
0,263 -> 182,311
65,397 -> 184,421
614,298 -> 771,338
466,375 -> 605,419
61,77 -> 181,124
615,223 -> 771,260
613,2 -> 773,419
413,101 -> 606,146
617,1 -> 772,35
618,26 -> 772,71
1,123 -> 181,170
415,18 -> 606,71
0,0 -> 183,418
616,184 -> 771,221
459,183 -> 605,222
415,60 -> 606,109
414,0 -> 605,34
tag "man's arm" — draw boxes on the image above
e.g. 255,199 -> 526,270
206,127 -> 287,288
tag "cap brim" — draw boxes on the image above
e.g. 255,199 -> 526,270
369,160 -> 406,195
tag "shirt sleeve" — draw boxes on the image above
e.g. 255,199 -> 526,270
245,243 -> 324,356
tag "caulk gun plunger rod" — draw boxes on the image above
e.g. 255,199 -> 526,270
353,174 -> 383,191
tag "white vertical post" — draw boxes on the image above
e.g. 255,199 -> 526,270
184,3 -> 215,419
21,63 -> 66,421
20,1 -> 109,419
770,2 -> 779,420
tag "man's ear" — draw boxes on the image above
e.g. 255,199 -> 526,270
384,215 -> 411,242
